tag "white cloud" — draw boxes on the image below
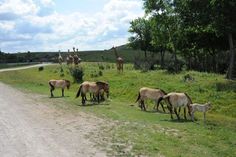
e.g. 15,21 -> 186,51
40,0 -> 54,7
0,0 -> 144,53
0,21 -> 15,31
0,0 -> 39,16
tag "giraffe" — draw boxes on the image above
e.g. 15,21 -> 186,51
72,47 -> 81,65
66,49 -> 74,65
58,52 -> 63,65
112,46 -> 124,72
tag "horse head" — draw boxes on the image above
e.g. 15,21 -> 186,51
96,81 -> 109,98
65,80 -> 70,89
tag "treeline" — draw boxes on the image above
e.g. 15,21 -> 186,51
128,0 -> 236,79
0,51 -> 56,63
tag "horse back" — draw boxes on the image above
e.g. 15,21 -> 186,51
140,87 -> 165,100
49,80 -> 66,88
167,93 -> 189,107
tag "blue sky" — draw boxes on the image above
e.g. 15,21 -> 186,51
0,0 -> 144,53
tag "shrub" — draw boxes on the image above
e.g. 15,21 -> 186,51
98,70 -> 103,76
69,66 -> 84,83
90,70 -> 103,78
98,64 -> 105,70
38,66 -> 44,71
166,59 -> 184,73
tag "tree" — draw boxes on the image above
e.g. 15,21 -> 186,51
174,0 -> 236,78
143,0 -> 183,72
129,17 -> 152,58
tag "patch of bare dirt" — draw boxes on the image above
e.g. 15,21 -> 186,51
0,82 -> 107,157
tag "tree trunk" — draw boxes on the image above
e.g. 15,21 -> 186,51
160,49 -> 165,69
226,33 -> 235,79
144,50 -> 147,59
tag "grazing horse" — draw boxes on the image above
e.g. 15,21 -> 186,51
159,92 -> 192,120
190,102 -> 211,124
49,79 -> 70,97
112,46 -> 124,72
76,81 -> 109,105
135,87 -> 167,112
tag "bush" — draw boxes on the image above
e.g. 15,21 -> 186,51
98,64 -> 105,70
133,57 -> 156,72
69,66 -> 84,83
166,59 -> 184,73
38,66 -> 44,71
90,70 -> 103,78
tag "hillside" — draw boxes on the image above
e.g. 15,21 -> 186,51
0,45 -> 148,63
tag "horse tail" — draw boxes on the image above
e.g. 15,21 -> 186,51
76,85 -> 82,98
49,81 -> 55,90
184,93 -> 192,104
135,92 -> 141,103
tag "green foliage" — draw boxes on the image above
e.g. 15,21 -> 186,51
69,66 -> 84,83
129,17 -> 152,58
129,0 -> 236,76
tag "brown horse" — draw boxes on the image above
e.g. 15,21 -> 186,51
159,92 -> 192,120
135,87 -> 167,112
49,79 -> 70,97
76,81 -> 109,105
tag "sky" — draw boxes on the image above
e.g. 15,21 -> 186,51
0,0 -> 144,53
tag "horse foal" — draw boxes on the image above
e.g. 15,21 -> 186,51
49,79 -> 70,97
135,87 -> 167,112
190,102 -> 211,124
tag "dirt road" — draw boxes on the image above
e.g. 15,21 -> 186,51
0,63 -> 51,72
0,82 -> 107,157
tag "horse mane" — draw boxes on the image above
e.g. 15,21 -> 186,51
159,89 -> 167,95
96,81 -> 108,86
184,93 -> 192,104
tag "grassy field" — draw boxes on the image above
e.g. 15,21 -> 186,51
0,63 -> 235,157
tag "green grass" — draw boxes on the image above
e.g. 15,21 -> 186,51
0,63 -> 235,157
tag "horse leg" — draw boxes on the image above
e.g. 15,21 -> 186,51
161,102 -> 165,113
153,101 -> 158,111
50,88 -> 54,97
169,106 -> 173,119
62,88 -> 64,97
178,107 -> 181,114
141,100 -> 146,111
174,107 -> 180,120
140,100 -> 144,110
97,93 -> 100,104
81,93 -> 86,105
187,105 -> 192,117
143,101 -> 147,111
184,107 -> 187,120
191,111 -> 195,122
